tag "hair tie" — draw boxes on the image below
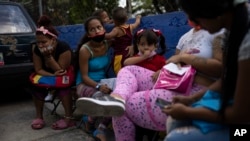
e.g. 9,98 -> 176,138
136,29 -> 144,35
36,26 -> 57,38
152,28 -> 162,36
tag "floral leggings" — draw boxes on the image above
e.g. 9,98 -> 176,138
111,65 -> 205,141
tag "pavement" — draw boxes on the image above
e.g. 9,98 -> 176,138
0,89 -> 115,141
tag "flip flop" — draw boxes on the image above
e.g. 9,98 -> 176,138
51,119 -> 76,130
31,118 -> 45,130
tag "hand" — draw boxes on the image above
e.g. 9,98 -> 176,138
136,15 -> 142,19
172,95 -> 194,105
142,50 -> 151,58
126,45 -> 134,57
42,46 -> 54,57
162,103 -> 189,120
99,84 -> 112,94
151,70 -> 160,82
165,54 -> 182,64
54,69 -> 66,76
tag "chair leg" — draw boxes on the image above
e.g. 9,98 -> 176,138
51,99 -> 61,115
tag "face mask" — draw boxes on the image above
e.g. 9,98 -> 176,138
138,51 -> 157,58
89,32 -> 105,43
38,45 -> 53,53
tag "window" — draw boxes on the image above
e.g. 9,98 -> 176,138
0,4 -> 32,34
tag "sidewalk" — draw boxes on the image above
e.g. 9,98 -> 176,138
0,96 -> 114,141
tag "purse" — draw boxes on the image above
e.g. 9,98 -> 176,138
153,63 -> 196,95
29,65 -> 75,88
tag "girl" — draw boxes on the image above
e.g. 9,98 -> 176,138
31,15 -> 75,130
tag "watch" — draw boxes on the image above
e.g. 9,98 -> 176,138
95,83 -> 101,90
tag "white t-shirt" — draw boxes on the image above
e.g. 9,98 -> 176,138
176,28 -> 216,58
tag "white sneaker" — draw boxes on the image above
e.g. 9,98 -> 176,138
76,95 -> 125,117
45,93 -> 53,101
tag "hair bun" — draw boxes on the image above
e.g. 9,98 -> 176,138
37,15 -> 52,27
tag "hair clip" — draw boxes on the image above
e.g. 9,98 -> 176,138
136,29 -> 144,35
152,29 -> 162,36
36,26 -> 57,38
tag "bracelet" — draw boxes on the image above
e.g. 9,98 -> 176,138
95,83 -> 102,90
63,116 -> 75,120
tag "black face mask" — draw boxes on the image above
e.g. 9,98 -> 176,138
89,32 -> 105,43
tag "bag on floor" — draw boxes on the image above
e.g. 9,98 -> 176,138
153,63 -> 196,95
29,65 -> 75,88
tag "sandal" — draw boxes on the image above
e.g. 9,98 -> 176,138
51,118 -> 76,130
93,128 -> 106,141
31,118 -> 45,130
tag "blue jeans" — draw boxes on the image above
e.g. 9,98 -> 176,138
164,118 -> 229,141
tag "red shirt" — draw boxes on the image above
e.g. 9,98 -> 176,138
136,54 -> 166,72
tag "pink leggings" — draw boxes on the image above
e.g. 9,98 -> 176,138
112,65 -> 204,141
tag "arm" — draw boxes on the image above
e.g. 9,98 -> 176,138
105,27 -> 119,40
123,56 -> 146,66
225,59 -> 250,123
45,50 -> 71,71
130,15 -> 141,31
79,47 -> 99,88
33,48 -> 71,76
167,53 -> 222,78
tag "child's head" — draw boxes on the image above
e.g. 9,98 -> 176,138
133,29 -> 167,55
92,9 -> 111,24
112,7 -> 127,26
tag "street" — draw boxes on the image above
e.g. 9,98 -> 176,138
0,88 -> 114,141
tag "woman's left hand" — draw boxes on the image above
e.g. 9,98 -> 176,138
162,103 -> 189,120
126,45 -> 134,57
54,69 -> 66,76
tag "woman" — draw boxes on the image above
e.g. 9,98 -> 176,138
31,15 -> 75,130
75,16 -> 113,141
163,0 -> 250,141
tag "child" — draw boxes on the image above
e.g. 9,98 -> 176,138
124,29 -> 167,81
92,9 -> 113,24
105,6 -> 142,75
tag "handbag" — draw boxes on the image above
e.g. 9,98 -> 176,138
29,65 -> 75,88
153,63 -> 196,95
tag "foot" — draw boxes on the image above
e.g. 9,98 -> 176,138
81,115 -> 95,133
51,118 -> 76,130
93,128 -> 107,141
76,95 -> 125,117
31,118 -> 45,130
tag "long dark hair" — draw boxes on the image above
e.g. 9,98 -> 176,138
133,29 -> 167,55
179,0 -> 249,118
74,16 -> 104,73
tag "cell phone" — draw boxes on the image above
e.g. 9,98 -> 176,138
155,97 -> 172,108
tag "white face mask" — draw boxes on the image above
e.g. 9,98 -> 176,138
38,45 -> 53,53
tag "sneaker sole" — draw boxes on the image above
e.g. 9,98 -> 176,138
76,98 -> 125,117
